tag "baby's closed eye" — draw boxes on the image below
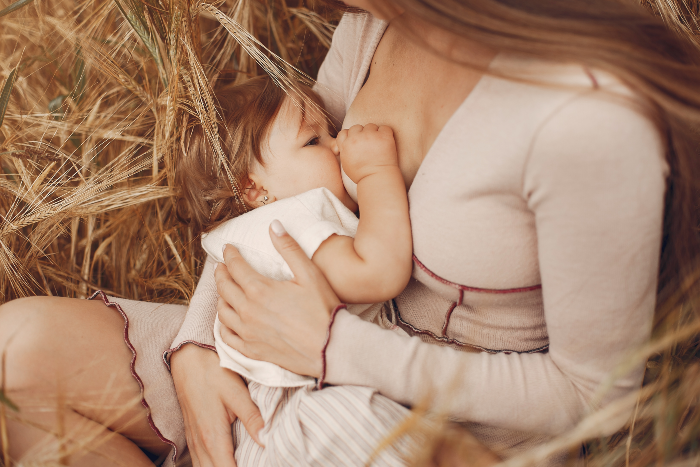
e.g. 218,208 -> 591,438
305,136 -> 320,147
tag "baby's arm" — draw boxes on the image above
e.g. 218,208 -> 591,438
312,124 -> 413,304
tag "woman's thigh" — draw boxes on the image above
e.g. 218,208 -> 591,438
0,296 -> 170,458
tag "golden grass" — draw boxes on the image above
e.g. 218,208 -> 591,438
0,0 -> 337,304
0,0 -> 699,466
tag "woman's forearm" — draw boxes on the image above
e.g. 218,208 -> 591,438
322,309 -> 637,435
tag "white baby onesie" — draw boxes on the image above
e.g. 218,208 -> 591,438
201,187 -> 359,387
199,187 -> 412,467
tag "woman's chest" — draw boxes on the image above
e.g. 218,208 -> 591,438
342,27 -> 481,188
340,40 -> 587,291
382,76 -> 581,292
408,120 -> 542,291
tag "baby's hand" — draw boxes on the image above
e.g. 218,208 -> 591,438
336,124 -> 398,183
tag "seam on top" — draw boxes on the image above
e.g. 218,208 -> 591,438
346,14 -> 388,112
519,88 -> 599,203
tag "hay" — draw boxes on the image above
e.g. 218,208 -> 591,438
0,0 -> 698,466
0,0 -> 337,303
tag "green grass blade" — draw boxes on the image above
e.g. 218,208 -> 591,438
113,0 -> 168,87
48,94 -> 66,120
0,388 -> 18,412
0,67 -> 18,129
72,46 -> 86,103
0,0 -> 32,18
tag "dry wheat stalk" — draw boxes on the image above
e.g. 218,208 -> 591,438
0,0 -> 698,466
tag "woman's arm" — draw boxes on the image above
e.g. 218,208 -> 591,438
166,257 -> 219,355
312,124 -> 413,304
216,93 -> 666,435
320,94 -> 667,434
168,257 -> 264,466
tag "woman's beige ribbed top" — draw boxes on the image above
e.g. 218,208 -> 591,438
171,12 -> 667,451
315,14 -> 667,438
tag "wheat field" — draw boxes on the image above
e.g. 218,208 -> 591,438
0,0 -> 699,465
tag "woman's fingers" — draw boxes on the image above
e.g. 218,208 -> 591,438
215,252 -> 249,307
226,380 -> 265,447
218,323 -> 245,353
185,397 -> 238,467
268,220 -> 315,283
195,425 -> 237,467
212,220 -> 338,376
221,244 -> 266,290
217,296 -> 243,331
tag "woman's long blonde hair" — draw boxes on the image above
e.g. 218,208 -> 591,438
357,0 -> 700,328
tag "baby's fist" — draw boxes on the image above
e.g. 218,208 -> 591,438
336,124 -> 398,183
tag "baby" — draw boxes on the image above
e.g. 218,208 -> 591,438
179,75 -> 414,466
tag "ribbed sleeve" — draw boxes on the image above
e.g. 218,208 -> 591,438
166,256 -> 219,362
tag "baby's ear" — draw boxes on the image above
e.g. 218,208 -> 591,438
243,176 -> 271,207
243,178 -> 260,205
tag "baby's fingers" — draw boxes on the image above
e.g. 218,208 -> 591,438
378,125 -> 395,137
363,123 -> 379,132
336,129 -> 349,150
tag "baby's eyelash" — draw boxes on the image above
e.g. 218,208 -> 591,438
305,136 -> 319,147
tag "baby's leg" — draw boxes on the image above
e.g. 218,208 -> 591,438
262,385 -> 415,467
233,418 -> 264,466
233,381 -> 298,466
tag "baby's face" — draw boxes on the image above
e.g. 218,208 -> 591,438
250,97 -> 358,211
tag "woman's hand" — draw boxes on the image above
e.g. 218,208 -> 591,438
170,343 -> 264,467
215,220 -> 341,377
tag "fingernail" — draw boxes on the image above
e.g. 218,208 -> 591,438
270,219 -> 287,236
221,243 -> 229,258
256,429 -> 266,447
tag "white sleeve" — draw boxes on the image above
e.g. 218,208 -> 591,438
201,188 -> 358,281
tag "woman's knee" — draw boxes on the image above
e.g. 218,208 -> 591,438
0,296 -> 124,391
0,296 -> 55,338
0,297 -> 66,388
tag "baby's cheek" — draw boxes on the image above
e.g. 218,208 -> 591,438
317,162 -> 348,200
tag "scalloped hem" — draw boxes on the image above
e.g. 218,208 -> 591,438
89,290 -> 187,466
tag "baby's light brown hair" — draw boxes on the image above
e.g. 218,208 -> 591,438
176,75 -> 327,236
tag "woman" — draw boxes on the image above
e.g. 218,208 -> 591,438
1,1 -> 698,467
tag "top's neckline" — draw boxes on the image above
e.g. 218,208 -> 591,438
343,16 -> 494,197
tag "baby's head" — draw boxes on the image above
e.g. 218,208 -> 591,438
177,75 -> 356,234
